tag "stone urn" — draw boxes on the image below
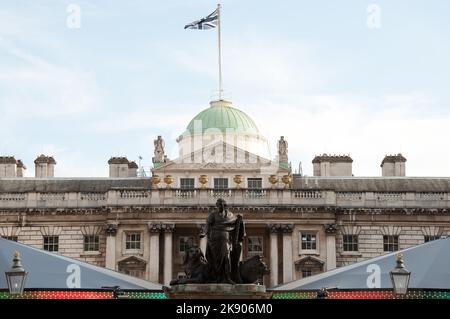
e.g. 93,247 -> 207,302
164,175 -> 174,189
198,175 -> 208,189
150,175 -> 160,189
268,175 -> 279,189
281,175 -> 291,189
233,175 -> 243,189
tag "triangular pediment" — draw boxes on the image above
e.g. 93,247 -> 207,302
152,141 -> 287,173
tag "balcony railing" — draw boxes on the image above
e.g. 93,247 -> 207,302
0,189 -> 448,209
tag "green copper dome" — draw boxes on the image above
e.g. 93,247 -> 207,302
183,100 -> 260,136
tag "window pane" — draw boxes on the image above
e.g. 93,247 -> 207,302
247,178 -> 262,189
383,235 -> 398,252
179,236 -> 196,253
1,236 -> 18,242
343,235 -> 358,252
214,178 -> 228,189
301,233 -> 316,251
180,178 -> 195,189
126,233 -> 141,250
84,235 -> 99,251
247,236 -> 263,254
424,235 -> 439,243
43,236 -> 59,252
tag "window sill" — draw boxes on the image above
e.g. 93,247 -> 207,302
299,251 -> 320,256
340,251 -> 362,257
123,250 -> 144,256
80,251 -> 102,257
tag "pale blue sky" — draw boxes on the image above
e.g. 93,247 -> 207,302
1,0 -> 449,176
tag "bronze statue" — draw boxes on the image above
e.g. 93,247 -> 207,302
202,198 -> 245,284
169,198 -> 269,286
170,245 -> 208,285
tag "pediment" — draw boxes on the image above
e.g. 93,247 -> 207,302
152,141 -> 279,172
295,256 -> 325,267
117,256 -> 147,267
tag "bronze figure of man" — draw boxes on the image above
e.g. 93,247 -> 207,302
201,198 -> 245,284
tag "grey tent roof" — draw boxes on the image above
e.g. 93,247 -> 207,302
275,237 -> 450,291
0,238 -> 162,290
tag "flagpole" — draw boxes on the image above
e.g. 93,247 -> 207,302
217,3 -> 223,100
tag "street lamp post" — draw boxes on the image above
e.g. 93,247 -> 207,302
5,251 -> 28,295
390,253 -> 411,296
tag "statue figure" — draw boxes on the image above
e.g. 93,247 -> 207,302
152,135 -> 165,163
278,136 -> 288,163
201,198 -> 245,284
167,199 -> 270,287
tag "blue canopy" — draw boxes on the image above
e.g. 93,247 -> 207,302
0,238 -> 162,290
275,237 -> 450,290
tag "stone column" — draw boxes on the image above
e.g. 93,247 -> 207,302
199,224 -> 207,256
105,223 -> 118,270
148,223 -> 161,283
324,223 -> 337,271
269,224 -> 279,287
162,224 -> 175,286
281,224 -> 294,283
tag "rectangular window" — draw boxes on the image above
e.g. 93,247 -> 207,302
247,178 -> 262,189
301,233 -> 317,251
125,233 -> 141,250
214,178 -> 228,189
179,236 -> 196,254
43,236 -> 59,252
84,235 -> 100,251
343,235 -> 359,252
180,178 -> 195,189
302,269 -> 312,278
247,236 -> 263,255
424,235 -> 440,243
383,235 -> 399,252
1,236 -> 18,242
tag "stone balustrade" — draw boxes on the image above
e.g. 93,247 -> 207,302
0,189 -> 449,209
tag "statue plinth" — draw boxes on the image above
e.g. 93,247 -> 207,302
163,284 -> 272,299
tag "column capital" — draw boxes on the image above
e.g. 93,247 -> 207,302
324,223 -> 338,234
148,223 -> 162,233
280,224 -> 294,234
268,224 -> 281,234
105,222 -> 118,236
161,223 -> 175,233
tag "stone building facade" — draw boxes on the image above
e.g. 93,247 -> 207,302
1,99 -> 450,288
